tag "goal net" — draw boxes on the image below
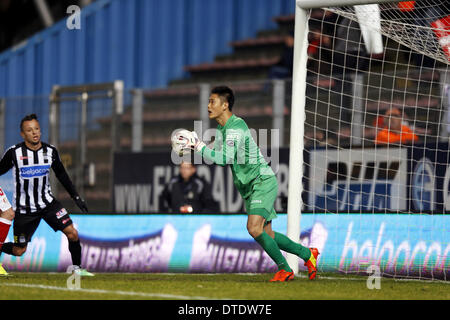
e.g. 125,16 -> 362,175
299,0 -> 449,280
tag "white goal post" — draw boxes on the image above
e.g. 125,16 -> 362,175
287,0 -> 449,277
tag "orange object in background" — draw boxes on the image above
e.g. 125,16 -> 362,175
398,1 -> 416,12
375,125 -> 418,145
375,108 -> 419,145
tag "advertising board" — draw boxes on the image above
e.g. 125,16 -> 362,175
308,148 -> 408,212
1,213 -> 448,280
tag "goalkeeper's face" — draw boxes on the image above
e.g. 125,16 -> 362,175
20,119 -> 42,146
208,94 -> 228,120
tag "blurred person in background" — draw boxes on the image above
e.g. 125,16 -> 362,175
263,31 -> 296,94
267,32 -> 295,82
307,9 -> 336,87
375,107 -> 418,145
332,17 -> 374,124
0,187 -> 13,275
159,161 -> 219,214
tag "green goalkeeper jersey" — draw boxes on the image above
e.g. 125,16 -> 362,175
199,114 -> 275,199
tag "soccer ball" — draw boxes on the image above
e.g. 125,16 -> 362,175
171,129 -> 191,156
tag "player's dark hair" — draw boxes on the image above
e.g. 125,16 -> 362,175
211,86 -> 235,111
20,114 -> 38,132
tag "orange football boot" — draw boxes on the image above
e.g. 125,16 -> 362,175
269,269 -> 294,282
304,248 -> 319,280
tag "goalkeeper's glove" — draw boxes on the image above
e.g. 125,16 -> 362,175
178,130 -> 206,153
73,195 -> 88,213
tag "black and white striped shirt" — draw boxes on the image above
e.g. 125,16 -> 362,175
0,142 -> 78,214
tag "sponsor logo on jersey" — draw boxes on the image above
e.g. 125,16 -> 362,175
56,208 -> 68,219
226,140 -> 235,147
20,165 -> 51,178
226,132 -> 240,147
15,234 -> 27,244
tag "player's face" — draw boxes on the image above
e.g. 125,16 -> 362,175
21,119 -> 41,146
208,94 -> 227,120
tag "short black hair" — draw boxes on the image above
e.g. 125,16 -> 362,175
20,114 -> 38,132
211,86 -> 235,111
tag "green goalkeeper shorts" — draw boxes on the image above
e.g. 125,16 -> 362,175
244,175 -> 278,223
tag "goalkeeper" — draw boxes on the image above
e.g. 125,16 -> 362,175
174,86 -> 318,281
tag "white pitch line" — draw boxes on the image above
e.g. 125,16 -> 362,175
0,282 -> 232,300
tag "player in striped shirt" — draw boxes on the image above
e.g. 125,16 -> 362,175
0,114 -> 93,276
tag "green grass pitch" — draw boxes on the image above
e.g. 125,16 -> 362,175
0,272 -> 448,300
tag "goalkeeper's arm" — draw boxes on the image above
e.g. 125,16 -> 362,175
177,131 -> 235,166
200,146 -> 233,167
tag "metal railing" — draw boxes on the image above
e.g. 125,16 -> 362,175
0,71 -> 447,212
48,81 -> 124,212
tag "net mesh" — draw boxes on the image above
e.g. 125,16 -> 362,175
304,1 -> 449,280
329,1 -> 449,64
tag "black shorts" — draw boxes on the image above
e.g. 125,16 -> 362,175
13,200 -> 73,247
